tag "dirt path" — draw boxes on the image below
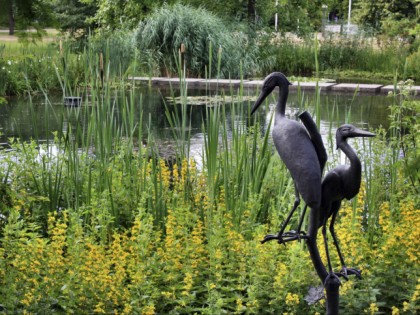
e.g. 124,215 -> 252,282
0,28 -> 59,42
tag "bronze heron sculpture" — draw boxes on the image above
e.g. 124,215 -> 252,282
251,72 -> 327,244
319,124 -> 375,282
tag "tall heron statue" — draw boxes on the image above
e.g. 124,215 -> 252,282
319,124 -> 375,281
251,72 -> 327,243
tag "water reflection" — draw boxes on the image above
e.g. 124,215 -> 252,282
0,87 -> 391,153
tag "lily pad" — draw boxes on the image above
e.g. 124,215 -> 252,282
166,95 -> 257,106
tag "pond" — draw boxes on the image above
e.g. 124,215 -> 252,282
0,86 -> 392,158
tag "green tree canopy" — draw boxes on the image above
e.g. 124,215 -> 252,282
53,0 -> 97,35
79,0 -> 176,30
354,0 -> 419,38
0,0 -> 53,39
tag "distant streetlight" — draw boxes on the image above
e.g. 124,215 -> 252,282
322,4 -> 328,36
348,0 -> 352,32
275,0 -> 279,32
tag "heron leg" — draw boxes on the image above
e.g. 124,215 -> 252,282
296,204 -> 308,238
322,217 -> 334,274
322,214 -> 347,286
329,207 -> 362,279
279,204 -> 309,243
261,183 -> 304,244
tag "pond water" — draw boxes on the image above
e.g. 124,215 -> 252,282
0,87 -> 392,157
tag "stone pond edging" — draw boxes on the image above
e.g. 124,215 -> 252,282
129,77 -> 420,97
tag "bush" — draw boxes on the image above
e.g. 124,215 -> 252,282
134,3 -> 259,78
89,29 -> 136,77
256,35 -> 316,77
406,48 -> 420,80
0,51 -> 59,96
319,36 -> 410,75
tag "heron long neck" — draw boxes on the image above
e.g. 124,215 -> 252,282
276,84 -> 289,117
339,138 -> 362,183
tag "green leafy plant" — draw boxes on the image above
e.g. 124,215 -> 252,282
134,3 -> 259,78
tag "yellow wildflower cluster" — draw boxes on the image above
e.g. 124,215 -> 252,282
194,172 -> 210,210
318,191 -> 369,271
378,201 -> 391,233
142,304 -> 156,315
365,302 -> 379,314
391,305 -> 400,315
1,152 -> 419,314
159,159 -> 171,189
273,262 -> 288,292
379,199 -> 419,264
285,292 -> 300,306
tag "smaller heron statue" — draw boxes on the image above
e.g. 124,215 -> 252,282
319,124 -> 375,282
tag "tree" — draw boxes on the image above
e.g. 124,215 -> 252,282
80,0 -> 173,30
0,0 -> 53,39
354,0 -> 418,37
261,0 -> 324,35
184,0 -> 254,23
53,0 -> 97,35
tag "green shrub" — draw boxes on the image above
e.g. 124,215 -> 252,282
319,36 -> 410,76
406,48 -> 420,80
89,29 -> 136,77
134,3 -> 259,78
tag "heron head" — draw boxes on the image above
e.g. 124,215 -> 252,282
336,124 -> 376,148
251,72 -> 292,115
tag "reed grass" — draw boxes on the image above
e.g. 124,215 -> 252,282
257,34 -> 419,82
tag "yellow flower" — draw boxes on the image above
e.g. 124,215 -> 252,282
214,248 -> 223,260
94,302 -> 106,313
235,298 -> 244,314
364,303 -> 378,314
142,304 -> 155,315
162,291 -> 175,299
391,306 -> 400,315
122,304 -> 133,315
183,272 -> 193,291
208,282 -> 216,290
285,292 -> 300,306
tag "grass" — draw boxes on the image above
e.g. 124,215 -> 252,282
0,28 -> 59,43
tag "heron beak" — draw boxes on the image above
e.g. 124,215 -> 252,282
351,127 -> 376,138
251,90 -> 269,115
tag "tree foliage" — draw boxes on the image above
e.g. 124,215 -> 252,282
354,0 -> 419,38
79,0 -> 176,30
0,0 -> 53,39
53,0 -> 97,36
